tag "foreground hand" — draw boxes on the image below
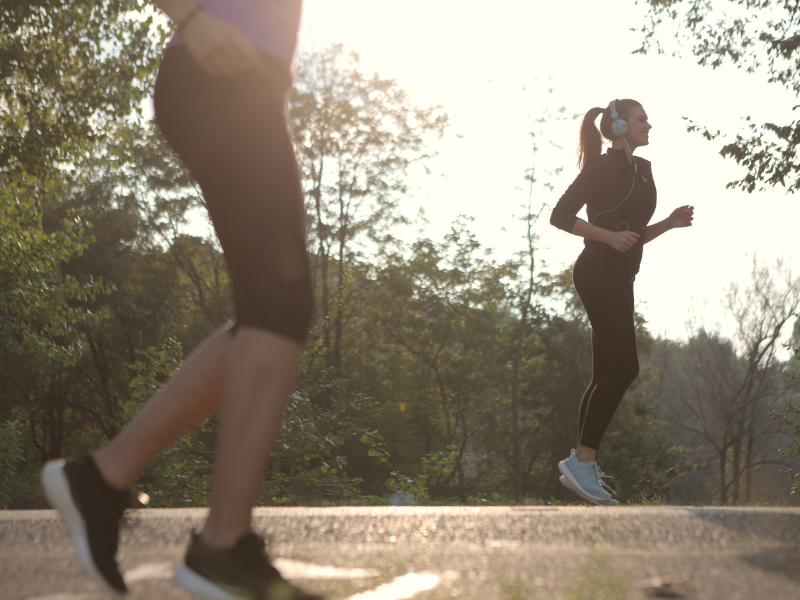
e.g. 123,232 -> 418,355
182,10 -> 263,77
606,230 -> 641,253
668,205 -> 694,228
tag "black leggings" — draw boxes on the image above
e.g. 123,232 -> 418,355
572,252 -> 640,451
153,46 -> 312,343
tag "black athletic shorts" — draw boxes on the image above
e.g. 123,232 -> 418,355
153,46 -> 313,343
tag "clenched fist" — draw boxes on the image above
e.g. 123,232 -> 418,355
606,230 -> 641,253
668,205 -> 694,228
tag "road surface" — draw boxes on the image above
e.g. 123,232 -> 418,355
1,506 -> 799,600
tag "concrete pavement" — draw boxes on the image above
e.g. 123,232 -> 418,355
1,506 -> 799,599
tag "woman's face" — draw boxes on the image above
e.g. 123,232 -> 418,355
624,105 -> 652,148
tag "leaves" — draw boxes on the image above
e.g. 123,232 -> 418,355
0,0 -> 168,173
638,0 -> 800,193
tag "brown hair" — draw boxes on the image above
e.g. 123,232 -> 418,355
577,99 -> 642,170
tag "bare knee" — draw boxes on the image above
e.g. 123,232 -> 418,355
227,327 -> 302,377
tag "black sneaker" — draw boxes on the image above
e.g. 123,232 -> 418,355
41,455 -> 128,596
174,531 -> 324,600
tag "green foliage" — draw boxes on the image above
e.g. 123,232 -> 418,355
289,43 -> 448,385
259,389 -> 375,505
361,432 -> 390,465
127,339 -> 184,406
126,338 -> 212,507
0,421 -> 25,509
0,174 -> 103,363
772,339 -> 800,495
638,0 -> 800,194
0,0 -> 168,173
138,427 -> 214,508
384,445 -> 458,504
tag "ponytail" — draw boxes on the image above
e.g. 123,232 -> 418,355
577,107 -> 604,170
577,99 -> 643,170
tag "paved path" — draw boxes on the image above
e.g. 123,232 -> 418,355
1,506 -> 799,600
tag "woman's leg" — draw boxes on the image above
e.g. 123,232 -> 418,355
153,48 -> 313,548
573,261 -> 639,453
576,330 -> 608,463
93,327 -> 232,491
198,327 -> 301,547
558,262 -> 637,505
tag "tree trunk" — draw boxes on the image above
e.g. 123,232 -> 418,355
732,432 -> 741,505
311,159 -> 332,371
719,436 -> 728,505
432,362 -> 464,498
333,209 -> 346,378
432,363 -> 453,442
319,248 -> 331,355
509,147 -> 540,501
745,407 -> 755,503
510,302 -> 527,501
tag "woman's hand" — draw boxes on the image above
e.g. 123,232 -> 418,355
668,205 -> 694,228
182,9 -> 263,77
605,230 -> 641,253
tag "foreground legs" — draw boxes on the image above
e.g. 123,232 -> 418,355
42,325 -> 322,599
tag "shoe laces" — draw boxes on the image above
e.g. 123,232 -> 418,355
592,463 -> 616,495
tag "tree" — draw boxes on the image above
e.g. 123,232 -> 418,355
367,222 -> 518,500
0,1 -> 176,505
509,98 -> 578,501
772,323 -> 800,496
0,174 -> 104,470
288,45 -> 447,379
658,257 -> 800,503
637,0 -> 800,193
0,0 -> 167,173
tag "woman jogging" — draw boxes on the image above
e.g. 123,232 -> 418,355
550,99 -> 693,506
41,1 -> 321,598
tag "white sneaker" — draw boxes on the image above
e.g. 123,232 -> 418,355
558,449 -> 615,503
559,475 -> 618,506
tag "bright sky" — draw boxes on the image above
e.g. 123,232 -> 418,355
294,0 -> 800,348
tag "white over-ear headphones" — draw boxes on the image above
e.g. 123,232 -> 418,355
609,99 -> 629,137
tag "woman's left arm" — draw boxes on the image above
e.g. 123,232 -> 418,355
642,205 -> 694,244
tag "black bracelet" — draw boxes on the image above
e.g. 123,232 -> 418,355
176,4 -> 203,32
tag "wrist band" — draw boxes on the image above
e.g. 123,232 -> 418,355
176,4 -> 203,32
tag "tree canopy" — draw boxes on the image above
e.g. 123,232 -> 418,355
638,0 -> 800,193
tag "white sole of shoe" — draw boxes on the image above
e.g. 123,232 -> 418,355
174,565 -> 241,600
559,475 -> 617,506
557,460 -> 612,504
41,459 -> 125,597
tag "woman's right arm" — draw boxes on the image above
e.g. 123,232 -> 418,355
152,0 -> 263,77
550,166 -> 640,254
